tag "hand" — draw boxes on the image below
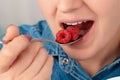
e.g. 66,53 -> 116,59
0,25 -> 53,80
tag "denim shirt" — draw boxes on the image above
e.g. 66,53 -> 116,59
0,20 -> 120,80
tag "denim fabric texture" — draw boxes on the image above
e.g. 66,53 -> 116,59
0,20 -> 120,80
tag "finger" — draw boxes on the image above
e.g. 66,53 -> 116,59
17,48 -> 49,80
33,55 -> 53,80
9,42 -> 44,76
0,35 -> 30,73
3,24 -> 19,42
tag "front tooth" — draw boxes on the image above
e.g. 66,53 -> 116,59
66,23 -> 72,25
65,21 -> 82,26
71,22 -> 78,25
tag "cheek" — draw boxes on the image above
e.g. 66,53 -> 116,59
97,16 -> 120,41
86,0 -> 120,18
88,0 -> 120,44
38,0 -> 59,37
38,0 -> 57,20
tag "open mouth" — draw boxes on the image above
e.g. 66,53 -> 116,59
56,20 -> 94,44
62,20 -> 94,36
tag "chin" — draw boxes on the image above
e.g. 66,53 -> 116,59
63,46 -> 98,60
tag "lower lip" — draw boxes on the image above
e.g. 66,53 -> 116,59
71,22 -> 95,46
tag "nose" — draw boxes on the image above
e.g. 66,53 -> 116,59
57,0 -> 83,13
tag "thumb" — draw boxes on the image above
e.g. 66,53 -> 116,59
3,24 -> 20,42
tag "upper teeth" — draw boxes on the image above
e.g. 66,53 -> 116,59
65,21 -> 83,26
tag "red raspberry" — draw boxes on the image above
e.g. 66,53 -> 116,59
56,30 -> 71,44
66,26 -> 80,41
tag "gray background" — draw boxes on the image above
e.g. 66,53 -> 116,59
0,0 -> 44,34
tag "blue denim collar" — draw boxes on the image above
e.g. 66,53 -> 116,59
58,46 -> 120,79
58,47 -> 92,80
92,55 -> 120,79
29,20 -> 59,56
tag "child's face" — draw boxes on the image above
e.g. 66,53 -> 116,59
38,0 -> 120,60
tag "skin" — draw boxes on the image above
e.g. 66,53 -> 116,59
38,0 -> 120,76
0,26 -> 53,79
0,0 -> 120,79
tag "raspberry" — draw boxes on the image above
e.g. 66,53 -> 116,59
56,30 -> 71,44
66,26 -> 80,41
